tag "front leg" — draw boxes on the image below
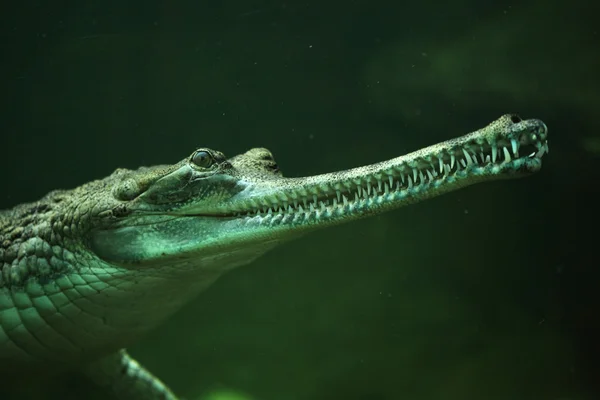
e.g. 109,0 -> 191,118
83,349 -> 179,400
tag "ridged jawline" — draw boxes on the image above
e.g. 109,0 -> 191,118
205,121 -> 549,223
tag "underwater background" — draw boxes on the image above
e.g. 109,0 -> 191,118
1,0 -> 598,399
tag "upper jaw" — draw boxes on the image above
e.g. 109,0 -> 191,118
179,115 -> 549,220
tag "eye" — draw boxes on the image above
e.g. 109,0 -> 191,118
191,150 -> 214,168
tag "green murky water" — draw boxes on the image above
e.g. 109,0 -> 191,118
1,1 -> 597,399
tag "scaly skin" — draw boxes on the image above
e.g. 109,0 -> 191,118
0,114 -> 548,399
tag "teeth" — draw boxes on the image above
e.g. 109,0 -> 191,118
535,143 -> 546,158
511,139 -> 519,156
502,147 -> 511,162
245,139 -> 549,219
462,148 -> 473,165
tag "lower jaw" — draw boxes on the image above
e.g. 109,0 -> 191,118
231,161 -> 539,229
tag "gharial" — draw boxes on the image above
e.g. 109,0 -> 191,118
0,114 -> 548,399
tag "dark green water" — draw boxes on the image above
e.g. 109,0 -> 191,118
1,1 -> 598,399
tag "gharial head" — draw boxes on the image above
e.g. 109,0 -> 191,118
89,114 -> 548,272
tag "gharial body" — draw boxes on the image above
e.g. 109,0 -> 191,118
0,114 -> 548,399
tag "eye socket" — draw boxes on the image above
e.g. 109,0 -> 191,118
191,150 -> 214,168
